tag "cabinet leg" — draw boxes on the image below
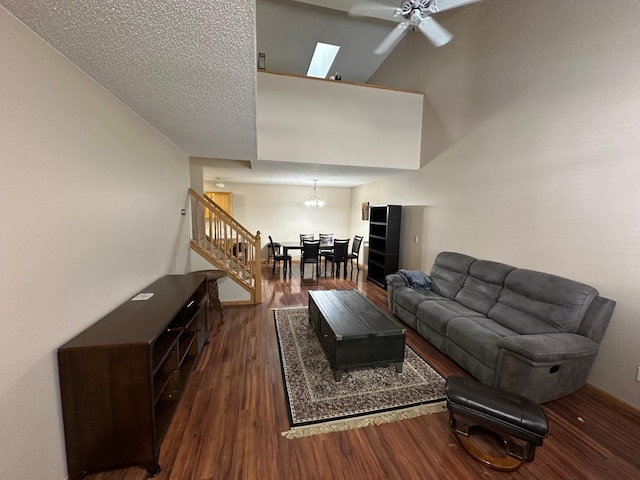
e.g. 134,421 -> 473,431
67,471 -> 85,480
146,462 -> 162,478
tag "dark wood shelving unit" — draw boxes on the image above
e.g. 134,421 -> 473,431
57,273 -> 209,480
367,205 -> 402,288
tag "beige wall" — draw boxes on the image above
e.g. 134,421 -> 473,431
354,0 -> 640,408
202,180 -> 353,246
0,7 -> 191,480
257,71 -> 423,170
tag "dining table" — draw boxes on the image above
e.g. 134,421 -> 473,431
279,241 -> 333,276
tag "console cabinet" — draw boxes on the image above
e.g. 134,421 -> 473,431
58,273 -> 209,480
367,205 -> 402,288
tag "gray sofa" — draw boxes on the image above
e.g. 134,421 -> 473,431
386,252 -> 616,403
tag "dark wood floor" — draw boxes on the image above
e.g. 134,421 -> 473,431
88,262 -> 640,480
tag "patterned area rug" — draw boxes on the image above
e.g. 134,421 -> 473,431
274,307 -> 447,439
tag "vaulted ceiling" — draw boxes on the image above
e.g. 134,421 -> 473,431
0,0 -> 480,186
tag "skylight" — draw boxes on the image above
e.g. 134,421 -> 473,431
306,42 -> 340,79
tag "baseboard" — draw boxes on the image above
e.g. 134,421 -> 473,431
584,383 -> 640,415
221,300 -> 255,307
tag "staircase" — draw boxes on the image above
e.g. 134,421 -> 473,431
188,188 -> 261,304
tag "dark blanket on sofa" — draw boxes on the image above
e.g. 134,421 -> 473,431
398,269 -> 432,290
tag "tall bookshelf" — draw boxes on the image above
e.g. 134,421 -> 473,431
367,205 -> 402,288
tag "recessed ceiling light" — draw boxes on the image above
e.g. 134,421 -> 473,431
306,42 -> 340,79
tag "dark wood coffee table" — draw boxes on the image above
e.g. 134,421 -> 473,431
308,289 -> 406,381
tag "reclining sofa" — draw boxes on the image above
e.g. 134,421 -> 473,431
386,252 -> 616,403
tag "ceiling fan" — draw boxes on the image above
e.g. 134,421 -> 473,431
350,0 -> 481,54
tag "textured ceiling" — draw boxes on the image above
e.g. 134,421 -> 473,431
1,0 -> 479,187
0,0 -> 258,161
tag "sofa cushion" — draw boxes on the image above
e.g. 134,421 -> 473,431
430,252 -> 476,300
488,269 -> 598,335
455,260 -> 515,315
416,300 -> 485,336
447,317 -> 519,368
498,333 -> 599,362
394,286 -> 446,316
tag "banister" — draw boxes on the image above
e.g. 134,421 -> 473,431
189,188 -> 256,241
188,188 -> 262,304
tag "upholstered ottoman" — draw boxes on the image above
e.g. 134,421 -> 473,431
445,376 -> 549,471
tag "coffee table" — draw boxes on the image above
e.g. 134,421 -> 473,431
308,289 -> 406,381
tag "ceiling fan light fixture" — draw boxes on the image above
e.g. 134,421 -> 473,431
304,179 -> 325,207
359,0 -> 479,54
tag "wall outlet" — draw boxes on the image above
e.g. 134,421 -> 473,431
414,235 -> 419,243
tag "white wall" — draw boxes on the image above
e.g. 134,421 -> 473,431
354,0 -> 640,408
257,71 -> 423,170
191,250 -> 251,303
0,8 -> 191,480
204,180 -> 353,249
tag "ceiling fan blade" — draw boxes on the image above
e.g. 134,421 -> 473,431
431,0 -> 482,13
418,16 -> 453,47
349,3 -> 400,22
374,22 -> 409,55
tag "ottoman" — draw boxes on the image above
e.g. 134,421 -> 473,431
445,376 -> 549,471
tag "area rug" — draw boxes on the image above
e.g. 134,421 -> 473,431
274,307 -> 447,439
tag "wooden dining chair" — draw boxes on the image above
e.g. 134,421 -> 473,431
324,239 -> 350,277
319,233 -> 334,249
318,233 -> 334,266
299,234 -> 315,264
300,239 -> 321,279
268,235 -> 291,275
299,233 -> 314,244
347,235 -> 364,272
267,237 -> 281,266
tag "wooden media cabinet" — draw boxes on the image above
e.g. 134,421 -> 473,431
58,273 -> 209,480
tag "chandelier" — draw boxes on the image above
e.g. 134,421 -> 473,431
215,177 -> 225,188
304,179 -> 325,207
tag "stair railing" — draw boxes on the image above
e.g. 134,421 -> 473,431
188,188 -> 261,304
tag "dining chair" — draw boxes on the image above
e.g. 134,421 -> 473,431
299,234 -> 315,264
269,235 -> 291,276
267,237 -> 282,266
318,233 -> 334,266
300,239 -> 321,279
347,235 -> 364,272
323,238 -> 349,277
319,233 -> 334,249
299,233 -> 314,244
232,242 -> 247,261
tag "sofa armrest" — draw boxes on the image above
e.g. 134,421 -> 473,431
385,273 -> 408,311
386,273 -> 408,289
498,333 -> 599,363
577,295 -> 616,344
